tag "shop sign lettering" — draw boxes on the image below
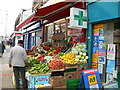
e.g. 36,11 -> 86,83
84,68 -> 98,75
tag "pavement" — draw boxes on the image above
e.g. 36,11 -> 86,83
0,46 -> 15,89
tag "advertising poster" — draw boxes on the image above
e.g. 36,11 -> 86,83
107,44 -> 116,60
98,64 -> 103,74
93,36 -> 99,42
93,29 -> 99,36
99,29 -> 104,34
106,60 -> 115,73
93,47 -> 99,54
92,63 -> 98,68
93,42 -> 99,47
99,29 -> 104,41
98,56 -> 106,64
93,24 -> 104,30
99,41 -> 106,49
98,50 -> 106,56
93,24 -> 103,36
99,33 -> 104,41
90,84 -> 99,90
106,73 -> 113,83
92,54 -> 98,63
103,82 -> 118,89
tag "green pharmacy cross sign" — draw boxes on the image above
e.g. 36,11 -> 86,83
74,11 -> 87,26
70,7 -> 87,28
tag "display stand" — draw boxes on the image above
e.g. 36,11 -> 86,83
78,68 -> 102,90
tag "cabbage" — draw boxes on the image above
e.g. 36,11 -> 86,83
82,53 -> 86,56
72,50 -> 78,55
83,59 -> 86,61
85,56 -> 88,59
44,56 -> 53,62
76,55 -> 81,59
75,58 -> 79,61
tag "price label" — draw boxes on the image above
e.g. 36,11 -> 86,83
88,74 -> 97,86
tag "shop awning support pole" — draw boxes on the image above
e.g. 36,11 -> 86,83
87,23 -> 93,69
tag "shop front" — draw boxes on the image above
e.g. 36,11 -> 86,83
23,21 -> 42,50
88,0 -> 120,88
23,1 -> 92,90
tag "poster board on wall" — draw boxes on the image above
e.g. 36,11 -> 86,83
92,24 -> 105,69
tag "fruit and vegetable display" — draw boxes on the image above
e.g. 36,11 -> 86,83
49,58 -> 65,70
26,42 -> 88,75
29,63 -> 50,74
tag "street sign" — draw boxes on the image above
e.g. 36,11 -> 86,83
70,7 -> 87,28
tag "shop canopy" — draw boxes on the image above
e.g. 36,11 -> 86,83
16,1 -> 75,30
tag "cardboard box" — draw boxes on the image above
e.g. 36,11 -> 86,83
64,72 -> 76,80
50,76 -> 66,87
28,73 -> 51,88
76,71 -> 82,79
65,64 -> 77,69
77,63 -> 88,70
77,64 -> 84,71
37,86 -> 52,90
83,64 -> 88,70
53,86 -> 66,90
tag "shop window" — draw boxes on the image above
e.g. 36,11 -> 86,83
36,31 -> 42,46
67,19 -> 86,43
45,24 -> 54,44
30,33 -> 35,47
114,22 -> 120,65
45,18 -> 86,47
24,35 -> 28,50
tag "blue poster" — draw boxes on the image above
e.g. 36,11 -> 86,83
106,60 -> 115,73
93,36 -> 99,43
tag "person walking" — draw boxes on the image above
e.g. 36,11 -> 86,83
0,41 -> 5,57
9,40 -> 28,89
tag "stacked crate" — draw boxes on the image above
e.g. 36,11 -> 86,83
66,62 -> 88,89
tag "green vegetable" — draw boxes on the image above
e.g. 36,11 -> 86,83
28,63 -> 50,74
27,57 -> 39,67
